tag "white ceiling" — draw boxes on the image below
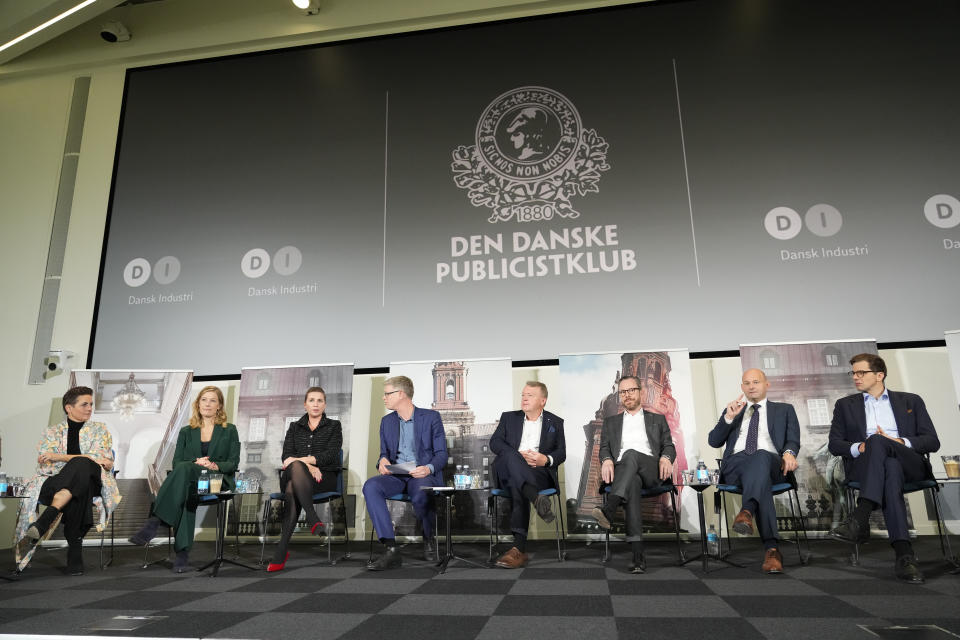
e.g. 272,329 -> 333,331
0,0 -> 641,78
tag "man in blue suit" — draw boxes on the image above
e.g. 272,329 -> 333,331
363,375 -> 447,571
490,381 -> 565,569
828,353 -> 940,584
708,368 -> 800,574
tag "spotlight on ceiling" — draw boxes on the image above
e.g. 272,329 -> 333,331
100,20 -> 131,43
292,0 -> 321,16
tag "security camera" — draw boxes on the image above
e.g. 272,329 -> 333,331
43,350 -> 76,379
100,21 -> 131,43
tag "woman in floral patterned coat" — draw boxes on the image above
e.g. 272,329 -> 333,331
14,386 -> 122,575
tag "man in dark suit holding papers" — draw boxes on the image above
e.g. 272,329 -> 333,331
490,381 -> 565,569
828,353 -> 940,584
709,369 -> 801,574
363,376 -> 447,571
591,375 -> 675,574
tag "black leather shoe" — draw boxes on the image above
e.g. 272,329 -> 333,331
895,555 -> 925,584
423,538 -> 436,562
628,553 -> 646,574
367,546 -> 402,571
535,494 -> 556,524
828,517 -> 869,544
591,506 -> 613,530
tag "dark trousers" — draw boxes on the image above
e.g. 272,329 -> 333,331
721,450 -> 785,544
362,472 -> 440,540
849,435 -> 928,542
609,450 -> 662,543
493,449 -> 554,536
38,456 -> 103,541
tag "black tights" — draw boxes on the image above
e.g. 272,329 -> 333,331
272,461 -> 326,563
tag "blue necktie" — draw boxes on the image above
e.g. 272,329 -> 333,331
745,404 -> 760,455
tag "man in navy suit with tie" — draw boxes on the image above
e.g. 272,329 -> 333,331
708,369 -> 800,574
490,381 -> 566,569
828,353 -> 940,584
363,375 -> 447,571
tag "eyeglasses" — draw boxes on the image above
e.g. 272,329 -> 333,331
383,390 -> 401,397
618,387 -> 641,396
847,370 -> 876,378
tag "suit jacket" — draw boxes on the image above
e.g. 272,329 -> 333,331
708,400 -> 801,464
828,390 -> 939,475
172,423 -> 241,489
378,407 -> 447,475
490,409 -> 566,485
598,410 -> 675,464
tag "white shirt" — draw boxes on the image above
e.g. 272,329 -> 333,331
618,408 -> 652,460
727,398 -> 777,455
519,413 -> 542,453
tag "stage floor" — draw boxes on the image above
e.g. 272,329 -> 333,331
1,537 -> 958,639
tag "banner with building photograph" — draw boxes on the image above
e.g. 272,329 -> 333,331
69,369 -> 194,536
946,330 -> 960,415
559,350 -> 698,534
388,358 -> 512,536
738,339 -> 890,534
237,363 -> 354,536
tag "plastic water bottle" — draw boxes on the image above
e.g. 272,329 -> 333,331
235,471 -> 245,494
455,464 -> 463,489
696,460 -> 709,483
462,465 -> 470,490
707,524 -> 719,557
0,473 -> 7,496
197,469 -> 210,495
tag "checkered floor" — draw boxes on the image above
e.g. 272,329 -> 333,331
0,537 -> 958,639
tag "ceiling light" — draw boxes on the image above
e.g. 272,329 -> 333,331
292,0 -> 321,16
0,0 -> 98,54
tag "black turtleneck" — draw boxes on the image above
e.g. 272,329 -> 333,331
67,419 -> 83,455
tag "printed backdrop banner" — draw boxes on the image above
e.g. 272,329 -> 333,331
69,369 -> 194,534
946,330 -> 960,415
559,350 -> 698,534
738,340 -> 890,534
388,358 -> 512,536
236,363 -> 354,535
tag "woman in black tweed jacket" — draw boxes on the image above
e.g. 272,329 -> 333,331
267,386 -> 343,571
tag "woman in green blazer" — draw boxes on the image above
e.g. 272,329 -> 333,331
129,385 -> 240,572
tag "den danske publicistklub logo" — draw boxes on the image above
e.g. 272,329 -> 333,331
451,86 -> 609,224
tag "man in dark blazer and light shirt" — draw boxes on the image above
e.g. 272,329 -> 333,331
591,375 -> 675,574
362,375 -> 447,571
708,368 -> 800,574
828,353 -> 940,584
490,381 -> 565,569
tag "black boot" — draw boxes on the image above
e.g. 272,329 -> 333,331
129,516 -> 162,546
172,549 -> 190,574
67,539 -> 84,576
25,506 -> 60,541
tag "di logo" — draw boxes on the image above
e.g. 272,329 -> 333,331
764,204 -> 843,240
924,194 -> 960,229
241,246 -> 303,279
123,256 -> 181,287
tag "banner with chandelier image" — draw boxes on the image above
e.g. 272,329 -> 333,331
558,350 -> 698,535
735,339 -> 910,536
236,363 -> 355,537
68,369 -> 194,540
386,358 -> 512,537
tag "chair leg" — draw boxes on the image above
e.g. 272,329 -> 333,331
601,492 -> 610,564
670,489 -> 684,565
846,485 -> 860,566
259,498 -> 272,566
928,486 -> 957,567
488,496 -> 501,562
787,489 -> 810,565
718,490 -> 729,559
553,492 -> 566,562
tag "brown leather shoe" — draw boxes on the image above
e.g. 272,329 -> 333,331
762,548 -> 783,574
495,546 -> 529,569
732,509 -> 754,536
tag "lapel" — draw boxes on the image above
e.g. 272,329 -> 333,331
887,390 -> 908,432
207,423 -> 223,455
852,394 -> 868,438
386,412 -> 401,453
642,412 -> 657,451
539,411 -> 551,444
765,402 -> 775,439
611,412 -> 625,455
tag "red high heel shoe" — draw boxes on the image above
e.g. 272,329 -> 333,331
310,522 -> 325,535
267,551 -> 290,572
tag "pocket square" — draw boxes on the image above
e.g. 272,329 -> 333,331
907,409 -> 913,413
548,426 -> 556,433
